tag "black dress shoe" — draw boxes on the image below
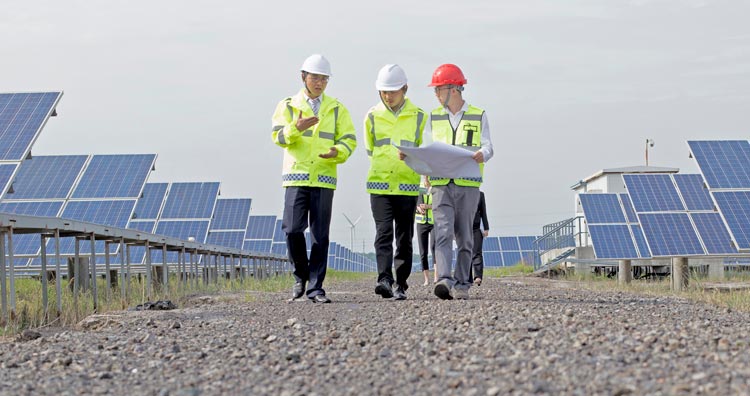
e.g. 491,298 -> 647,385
310,295 -> 331,303
393,287 -> 407,301
374,281 -> 394,298
292,281 -> 306,299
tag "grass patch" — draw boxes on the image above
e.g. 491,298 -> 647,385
485,264 -> 534,277
559,271 -> 750,312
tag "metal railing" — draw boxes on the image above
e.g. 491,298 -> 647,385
532,216 -> 586,270
0,213 -> 289,325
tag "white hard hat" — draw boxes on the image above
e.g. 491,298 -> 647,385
300,54 -> 332,77
375,64 -> 407,91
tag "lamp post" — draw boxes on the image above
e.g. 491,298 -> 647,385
645,138 -> 655,166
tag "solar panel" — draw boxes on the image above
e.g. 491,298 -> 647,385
690,212 -> 736,254
210,198 -> 252,231
579,194 -> 626,223
630,225 -> 651,258
245,215 -> 276,239
160,182 -> 220,219
2,155 -> 88,200
688,140 -> 750,189
580,193 -> 648,259
623,174 -> 684,212
71,154 -> 156,199
501,252 -> 522,266
0,164 -> 18,196
273,219 -> 285,242
152,220 -> 210,263
0,92 -> 62,161
60,200 -> 136,228
129,220 -> 156,233
499,237 -> 520,251
619,194 -> 638,223
271,242 -> 287,255
674,174 -> 713,211
243,239 -> 272,253
518,236 -> 537,251
206,231 -> 245,249
588,225 -> 639,259
483,251 -> 502,266
638,213 -> 704,256
711,191 -> 750,250
133,183 -> 168,220
483,237 -> 500,251
0,201 -> 63,217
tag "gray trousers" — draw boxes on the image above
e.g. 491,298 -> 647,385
432,183 -> 480,291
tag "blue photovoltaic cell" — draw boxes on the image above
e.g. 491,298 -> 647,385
206,231 -> 245,249
210,198 -> 252,230
152,220 -> 210,263
483,237 -> 500,251
243,239 -> 272,253
688,140 -> 750,189
0,201 -> 63,217
0,163 -> 18,195
129,221 -> 156,233
245,215 -> 276,239
61,200 -> 136,228
273,219 -> 285,242
501,252 -> 522,267
579,194 -> 626,224
619,194 -> 638,223
160,182 -> 220,219
518,236 -> 537,251
691,212 -> 736,254
623,174 -> 684,212
588,225 -> 639,259
3,155 -> 87,200
630,225 -> 651,258
72,154 -> 156,199
7,234 -> 43,255
133,183 -> 168,220
638,213 -> 704,256
674,174 -> 713,211
271,242 -> 287,255
711,191 -> 750,250
483,252 -> 502,267
499,237 -> 520,251
0,92 -> 62,161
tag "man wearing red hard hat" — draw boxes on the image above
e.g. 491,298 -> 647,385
425,63 -> 494,300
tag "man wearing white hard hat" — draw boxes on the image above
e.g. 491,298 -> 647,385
364,64 -> 426,301
271,54 -> 357,303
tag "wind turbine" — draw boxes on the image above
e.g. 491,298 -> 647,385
343,213 -> 361,252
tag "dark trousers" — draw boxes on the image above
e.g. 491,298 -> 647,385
370,194 -> 417,290
417,222 -> 435,271
471,229 -> 484,280
282,186 -> 334,298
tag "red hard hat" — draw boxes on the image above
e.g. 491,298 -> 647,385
428,64 -> 467,87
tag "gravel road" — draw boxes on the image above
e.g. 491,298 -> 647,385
2,276 -> 750,396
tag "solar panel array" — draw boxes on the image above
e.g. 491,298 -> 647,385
689,140 -> 750,252
482,235 -> 539,266
0,92 -> 63,200
623,173 -> 736,257
579,193 -> 650,259
205,198 -> 252,250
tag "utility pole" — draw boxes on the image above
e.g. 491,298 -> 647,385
343,213 -> 361,252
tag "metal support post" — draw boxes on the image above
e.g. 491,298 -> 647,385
40,234 -> 49,320
90,233 -> 98,312
54,230 -> 62,316
672,257 -> 689,291
618,259 -> 632,285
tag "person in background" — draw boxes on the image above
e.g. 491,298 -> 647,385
271,54 -> 357,303
471,190 -> 489,286
416,176 -> 436,286
365,64 -> 426,301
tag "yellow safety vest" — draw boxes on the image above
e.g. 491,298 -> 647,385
364,98 -> 426,196
415,190 -> 434,224
428,104 -> 484,187
271,90 -> 357,189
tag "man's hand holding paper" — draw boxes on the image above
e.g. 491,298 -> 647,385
396,141 -> 481,179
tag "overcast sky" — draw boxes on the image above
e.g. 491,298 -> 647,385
4,0 -> 750,250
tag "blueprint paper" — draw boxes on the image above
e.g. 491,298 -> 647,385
396,141 -> 481,179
